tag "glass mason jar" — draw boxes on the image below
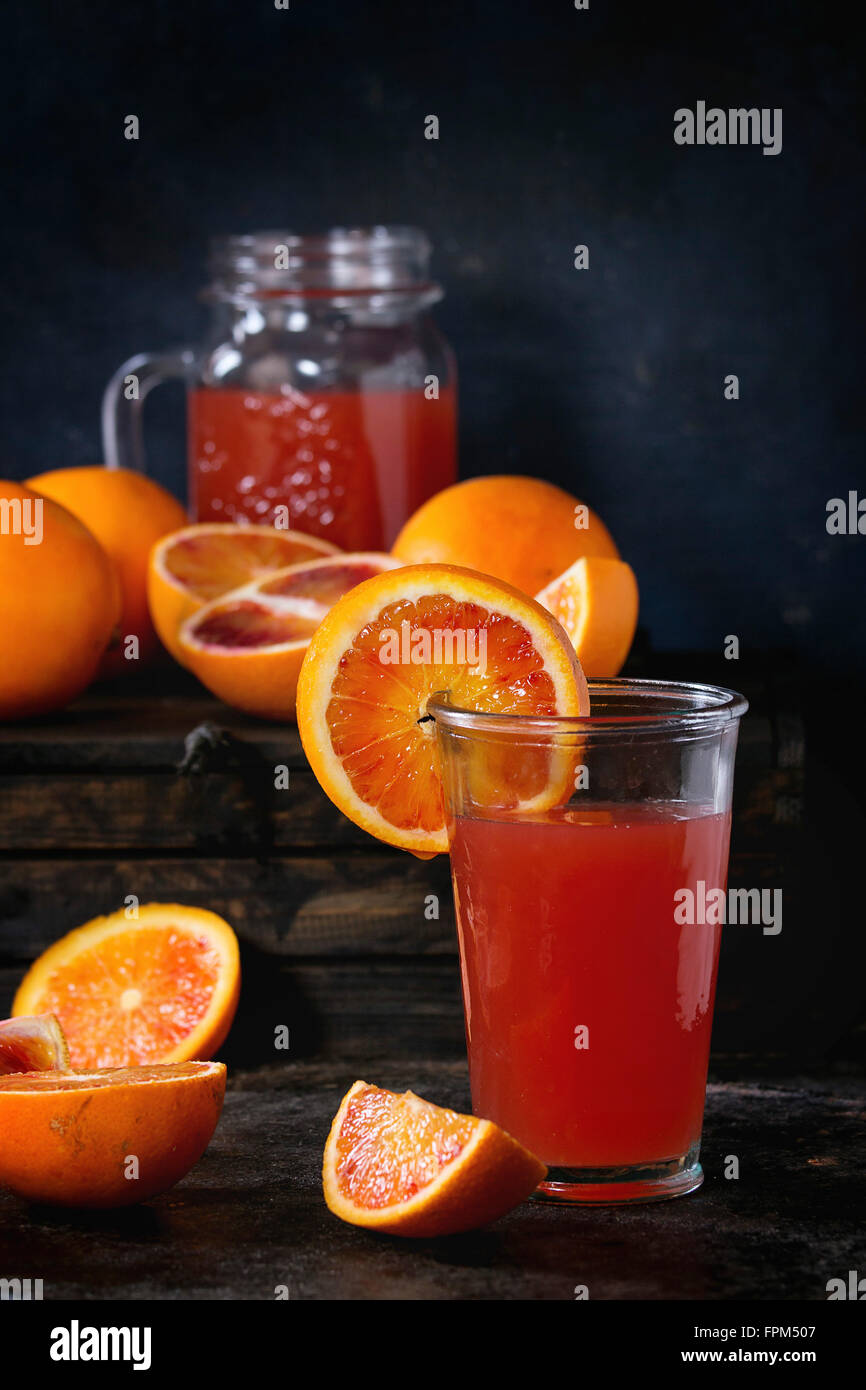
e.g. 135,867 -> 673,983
102,227 -> 457,549
431,679 -> 748,1205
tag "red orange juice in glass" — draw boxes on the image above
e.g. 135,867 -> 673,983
433,680 -> 747,1203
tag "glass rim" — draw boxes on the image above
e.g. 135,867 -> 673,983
428,678 -> 749,737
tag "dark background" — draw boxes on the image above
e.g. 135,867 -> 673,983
0,2 -> 863,1063
1,7 -> 863,1301
1,0 -> 863,676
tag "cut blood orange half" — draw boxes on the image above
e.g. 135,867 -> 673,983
0,1061 -> 226,1208
147,521 -> 340,664
177,552 -> 403,721
323,1080 -> 546,1237
12,904 -> 240,1070
536,556 -> 639,677
295,563 -> 589,855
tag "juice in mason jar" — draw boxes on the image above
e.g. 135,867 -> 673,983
189,382 -> 457,549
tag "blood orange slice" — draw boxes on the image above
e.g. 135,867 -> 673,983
0,1061 -> 226,1207
0,1014 -> 70,1075
536,556 -> 639,677
147,521 -> 340,664
295,563 -> 589,854
323,1079 -> 546,1237
12,904 -> 240,1069
177,552 -> 403,720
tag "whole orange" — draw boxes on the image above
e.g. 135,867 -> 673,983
27,466 -> 187,675
0,480 -> 120,720
392,475 -> 619,596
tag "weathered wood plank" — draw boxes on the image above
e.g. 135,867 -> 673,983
226,959 -> 467,1064
0,742 -> 799,852
0,662 -> 797,775
0,844 -> 797,964
0,854 -> 456,961
0,943 -> 855,1073
0,769 -> 372,851
0,686 -> 307,771
0,962 -> 467,1063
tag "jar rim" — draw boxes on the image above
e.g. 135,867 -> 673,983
211,225 -> 431,258
206,226 -> 439,299
428,679 -> 749,738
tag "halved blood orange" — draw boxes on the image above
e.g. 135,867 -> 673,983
12,904 -> 240,1069
323,1080 -> 546,1237
0,1014 -> 70,1075
536,556 -> 639,677
177,552 -> 403,721
147,521 -> 340,664
295,564 -> 589,855
0,1061 -> 226,1207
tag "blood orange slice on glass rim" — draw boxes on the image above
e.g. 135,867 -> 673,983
295,563 -> 589,855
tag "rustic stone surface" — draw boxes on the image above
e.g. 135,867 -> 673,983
0,1062 -> 861,1301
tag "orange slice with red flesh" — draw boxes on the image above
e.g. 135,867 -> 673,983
536,556 -> 639,678
12,904 -> 240,1070
178,552 -> 403,721
147,522 -> 340,664
0,1014 -> 70,1075
295,563 -> 589,855
0,1061 -> 226,1207
323,1080 -> 547,1237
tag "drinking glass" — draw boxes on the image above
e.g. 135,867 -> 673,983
431,679 -> 748,1204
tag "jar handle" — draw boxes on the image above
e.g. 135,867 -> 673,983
101,349 -> 196,475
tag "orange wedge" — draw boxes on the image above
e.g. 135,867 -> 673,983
0,1014 -> 70,1075
295,563 -> 589,855
0,1061 -> 226,1207
13,904 -> 240,1070
178,552 -> 403,721
323,1080 -> 547,1237
147,522 -> 339,664
536,556 -> 639,677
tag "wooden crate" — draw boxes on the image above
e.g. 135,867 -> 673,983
0,656 -> 824,1067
